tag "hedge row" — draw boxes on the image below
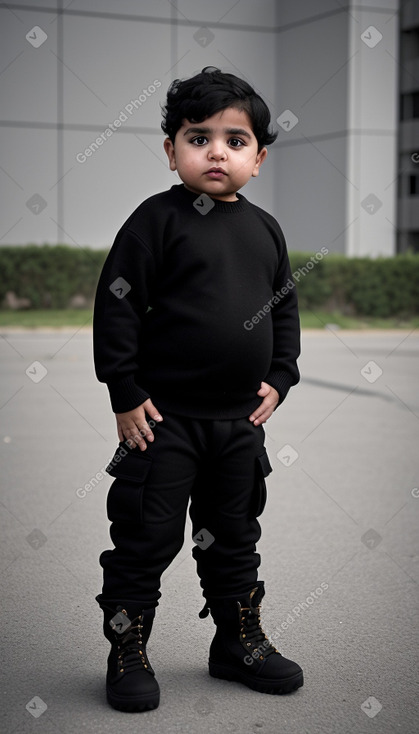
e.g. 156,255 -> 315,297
0,245 -> 107,309
0,245 -> 418,317
288,252 -> 419,317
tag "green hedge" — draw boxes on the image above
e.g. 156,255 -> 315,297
0,245 -> 107,309
288,252 -> 419,317
0,245 -> 418,317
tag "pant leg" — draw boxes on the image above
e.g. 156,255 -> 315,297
97,413 -> 201,607
189,419 -> 272,599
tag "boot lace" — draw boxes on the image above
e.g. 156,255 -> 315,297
115,609 -> 150,674
240,603 -> 279,661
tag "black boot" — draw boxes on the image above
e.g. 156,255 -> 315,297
200,581 -> 303,694
99,601 -> 160,712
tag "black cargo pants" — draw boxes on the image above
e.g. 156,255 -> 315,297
96,412 -> 272,609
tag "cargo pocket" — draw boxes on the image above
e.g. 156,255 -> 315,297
251,450 -> 273,517
105,443 -> 153,524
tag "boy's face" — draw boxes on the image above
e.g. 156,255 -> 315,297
163,107 -> 267,201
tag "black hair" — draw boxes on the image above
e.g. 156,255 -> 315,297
161,66 -> 278,151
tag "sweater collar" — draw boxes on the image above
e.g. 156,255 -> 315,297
172,183 -> 248,213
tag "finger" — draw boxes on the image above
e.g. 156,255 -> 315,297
124,434 -> 146,450
249,399 -> 268,421
249,398 -> 275,423
137,420 -> 155,443
253,408 -> 272,425
131,433 -> 148,451
117,421 -> 132,443
254,401 -> 276,424
118,418 -> 145,449
144,399 -> 163,422
249,408 -> 261,422
251,410 -> 266,425
124,423 -> 148,451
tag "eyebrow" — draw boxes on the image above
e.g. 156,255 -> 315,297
183,126 -> 252,139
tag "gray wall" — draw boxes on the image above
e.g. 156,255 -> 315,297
0,0 -> 399,255
273,0 -> 399,256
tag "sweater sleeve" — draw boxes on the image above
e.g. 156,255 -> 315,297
263,227 -> 300,405
93,226 -> 156,413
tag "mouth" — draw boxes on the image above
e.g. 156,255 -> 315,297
205,167 -> 227,178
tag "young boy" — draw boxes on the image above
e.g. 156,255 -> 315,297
93,66 -> 303,712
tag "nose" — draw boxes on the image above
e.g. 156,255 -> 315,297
208,139 -> 227,161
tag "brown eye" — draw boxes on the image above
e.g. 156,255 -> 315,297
191,136 -> 207,146
229,138 -> 244,147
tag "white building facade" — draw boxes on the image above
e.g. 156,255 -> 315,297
0,1 -> 406,256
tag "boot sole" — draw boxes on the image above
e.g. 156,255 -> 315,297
209,661 -> 304,695
106,687 -> 160,712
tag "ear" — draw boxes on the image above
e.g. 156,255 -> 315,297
251,147 -> 267,177
164,137 -> 177,171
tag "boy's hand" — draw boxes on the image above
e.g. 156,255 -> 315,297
116,399 -> 163,451
249,382 -> 280,426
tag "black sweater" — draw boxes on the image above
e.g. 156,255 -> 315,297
93,184 -> 300,419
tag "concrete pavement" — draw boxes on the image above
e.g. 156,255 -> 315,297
0,328 -> 418,734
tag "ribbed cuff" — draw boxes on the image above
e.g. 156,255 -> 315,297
264,370 -> 296,408
107,374 -> 150,414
